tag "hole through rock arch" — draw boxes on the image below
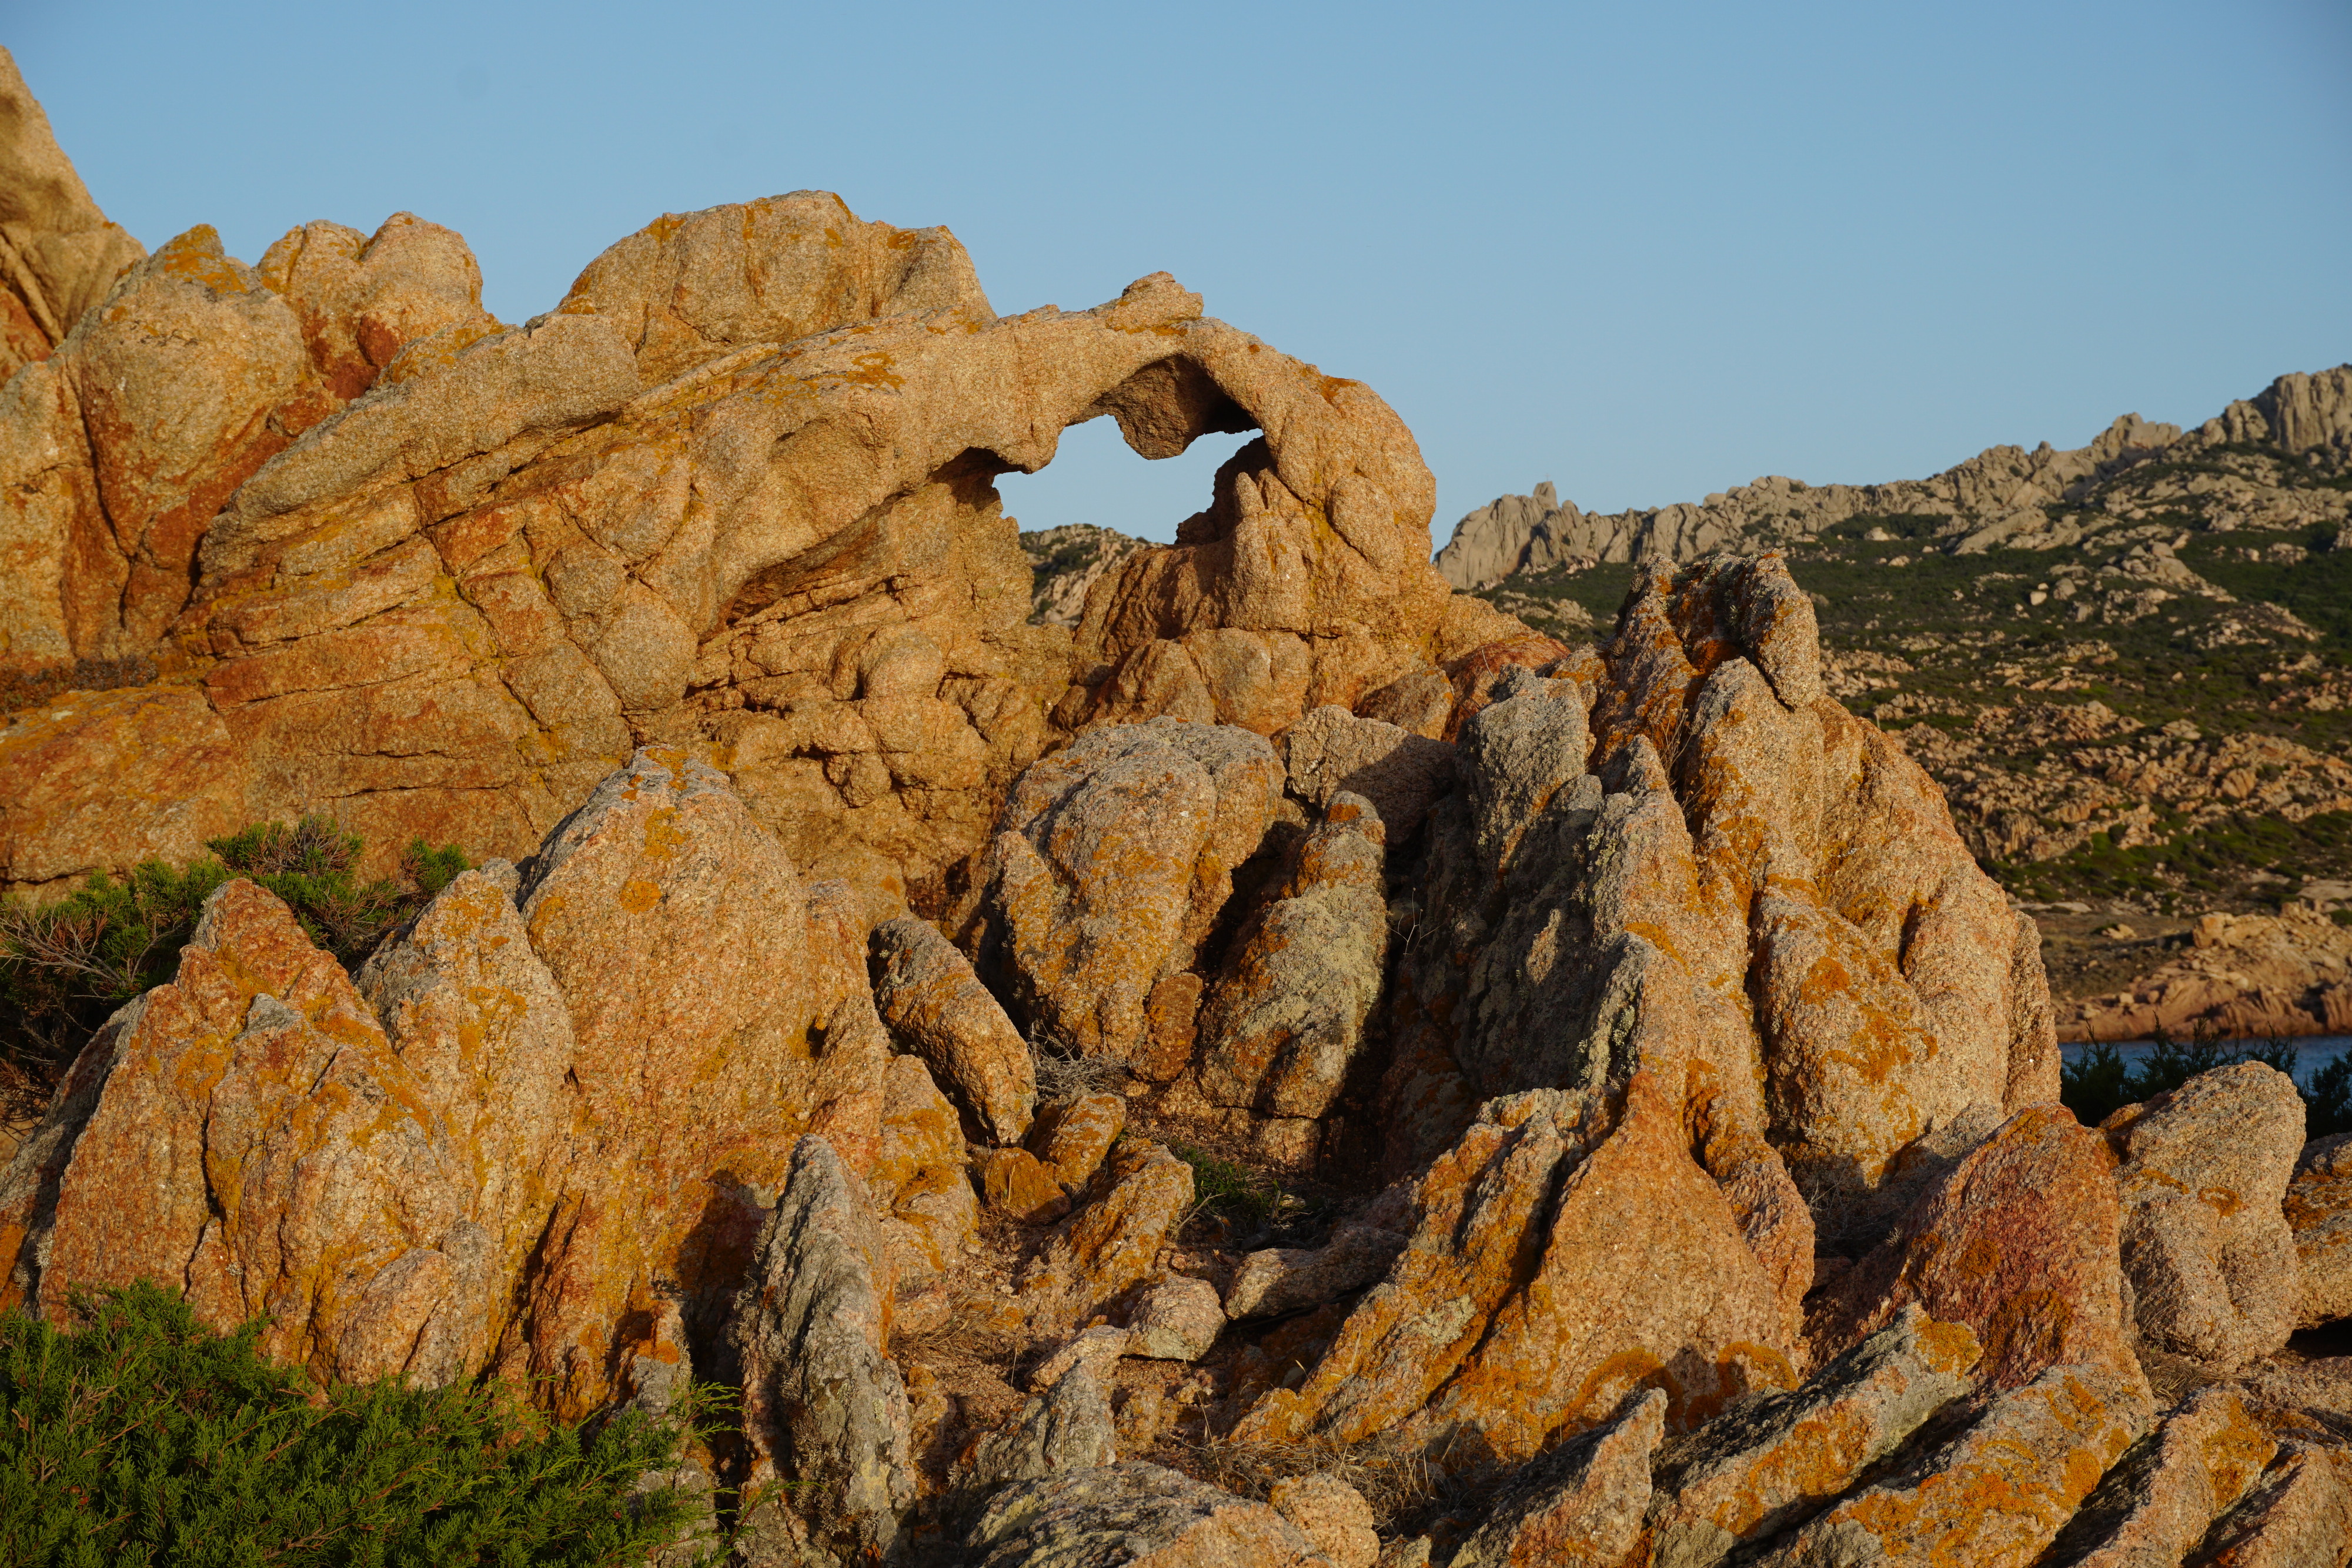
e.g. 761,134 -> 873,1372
996,414 -> 1257,546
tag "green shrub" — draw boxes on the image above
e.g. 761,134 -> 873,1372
0,1281 -> 709,1567
2060,1026 -> 2347,1134
1168,1142 -> 1284,1230
2308,1055 -> 2352,1139
204,818 -> 470,960
0,818 -> 469,1122
2059,1041 -> 2134,1128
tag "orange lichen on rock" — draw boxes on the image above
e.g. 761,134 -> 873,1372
2288,1132 -> 2352,1330
0,880 -> 463,1382
1646,1306 -> 1982,1565
1016,1139 -> 1194,1332
1808,1104 -> 2143,1393
1232,1065 -> 1805,1465
2102,1061 -> 2304,1367
2,749 -> 895,1420
1762,1362 -> 2151,1567
964,720 -> 1279,1066
2037,1385 -> 2277,1567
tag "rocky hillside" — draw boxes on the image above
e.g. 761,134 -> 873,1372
5,42 -> 2352,1568
1020,524 -> 1149,627
1435,377 -> 2351,589
1419,375 -> 2352,1041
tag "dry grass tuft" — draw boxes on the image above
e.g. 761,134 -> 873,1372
1028,1038 -> 1131,1101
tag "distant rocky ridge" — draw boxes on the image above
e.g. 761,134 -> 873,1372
1437,369 -> 2352,588
1421,366 -> 2352,1040
1020,524 -> 1148,627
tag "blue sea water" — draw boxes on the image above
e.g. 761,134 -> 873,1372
2060,1036 -> 2352,1091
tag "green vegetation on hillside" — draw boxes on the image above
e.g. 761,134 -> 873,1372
0,1281 -> 709,1567
0,818 -> 469,1123
1466,489 -> 2352,917
1996,809 -> 2352,910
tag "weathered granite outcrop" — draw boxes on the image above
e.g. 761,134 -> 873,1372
0,750 -> 889,1422
1208,553 -> 2070,1469
0,147 -> 1518,901
1195,791 -> 1389,1120
1642,1305 -> 1980,1568
967,1359 -> 1118,1489
1449,1388 -> 1663,1567
0,196 -> 494,685
2288,1132 -> 2352,1329
0,47 -> 145,386
4,584 -> 2336,1560
1806,1104 -> 2141,1391
8,54 -> 2347,1562
729,1134 -> 914,1562
2039,1384 -> 2277,1567
965,1462 -> 1330,1567
1753,1361 -> 2152,1567
962,719 -> 1281,1066
870,912 -> 1037,1144
0,875 -> 483,1385
2103,1062 -> 2305,1368
2062,905 -> 2352,1042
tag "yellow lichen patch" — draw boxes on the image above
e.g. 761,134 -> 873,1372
1917,1319 -> 1983,1376
1834,1009 -> 1919,1089
639,807 -> 688,861
1568,1346 -> 1670,1425
1798,1369 -> 2140,1565
618,877 -> 661,913
151,225 -> 250,294
1711,1406 -> 1878,1537
166,1029 -> 239,1105
821,350 -> 903,390
1950,1228 -> 2005,1282
1623,918 -> 1692,967
2195,1184 -> 2243,1217
1293,364 -> 1363,408
2127,1165 -> 2192,1196
2197,1398 -> 2279,1499
1797,950 -> 1855,1005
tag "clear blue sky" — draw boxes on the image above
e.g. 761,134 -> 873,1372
13,1 -> 2350,547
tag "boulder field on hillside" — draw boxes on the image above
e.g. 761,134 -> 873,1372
2,42 -> 2351,1567
9,559 -> 2352,1564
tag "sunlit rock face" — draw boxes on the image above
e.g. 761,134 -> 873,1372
9,46 -> 2348,1568
0,148 -> 1513,903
